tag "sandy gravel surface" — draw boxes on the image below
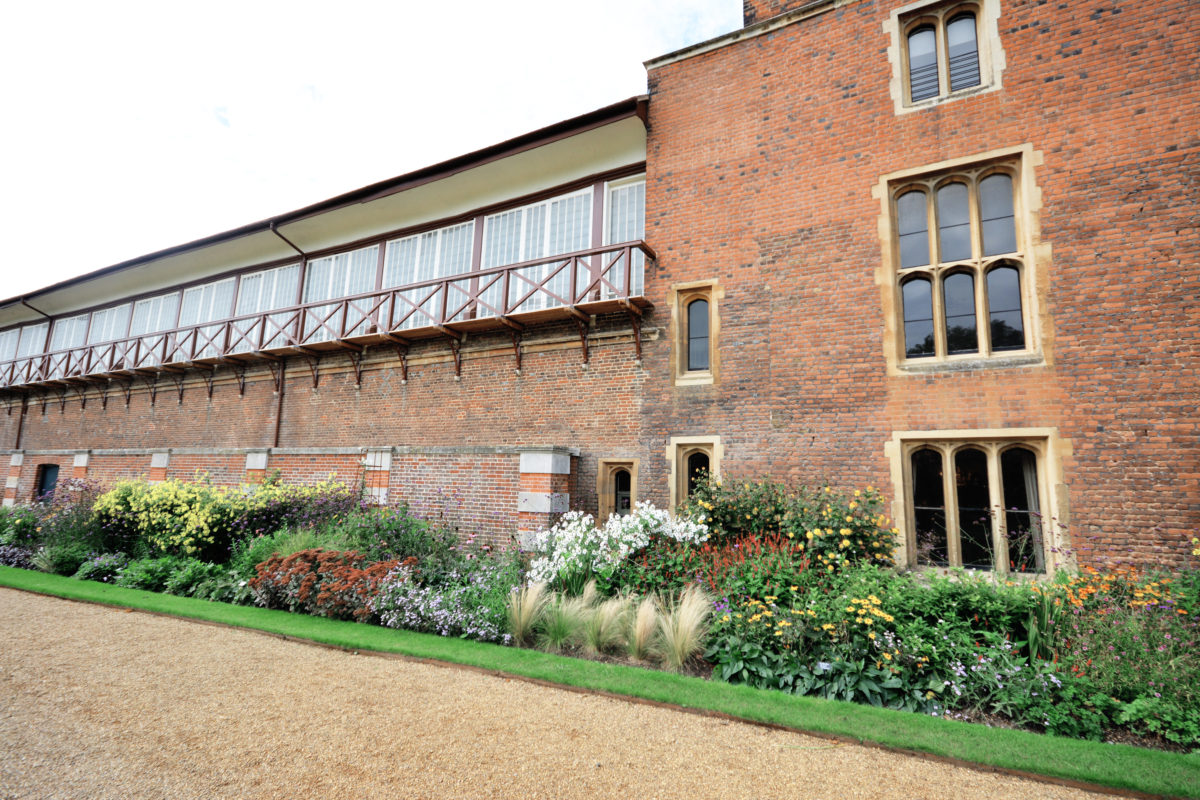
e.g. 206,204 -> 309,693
0,588 -> 1115,800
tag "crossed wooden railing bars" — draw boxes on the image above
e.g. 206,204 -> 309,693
0,241 -> 654,391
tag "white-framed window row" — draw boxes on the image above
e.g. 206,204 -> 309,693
0,174 -> 648,373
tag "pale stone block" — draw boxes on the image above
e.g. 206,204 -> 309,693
150,452 -> 170,469
9,453 -> 24,467
519,450 -> 570,475
73,452 -> 90,468
245,451 -> 269,471
517,491 -> 569,513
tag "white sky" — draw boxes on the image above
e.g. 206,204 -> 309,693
0,0 -> 740,299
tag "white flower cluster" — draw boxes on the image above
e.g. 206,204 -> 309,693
526,502 -> 709,585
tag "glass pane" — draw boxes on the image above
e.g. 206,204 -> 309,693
614,469 -> 632,516
902,278 -> 935,357
907,26 -> 939,101
1001,447 -> 1044,573
0,329 -> 18,362
955,448 -> 992,569
686,452 -> 710,497
942,272 -> 978,354
937,182 -> 971,262
986,266 -> 1025,350
947,14 -> 981,91
687,299 -> 709,371
897,191 -> 930,268
911,448 -> 947,566
980,174 -> 1016,255
17,322 -> 49,359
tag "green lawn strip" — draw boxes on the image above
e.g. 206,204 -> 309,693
4,566 -> 1198,798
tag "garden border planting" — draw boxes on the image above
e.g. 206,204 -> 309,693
3,566 -> 1197,800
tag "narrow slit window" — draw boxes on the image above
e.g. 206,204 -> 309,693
942,272 -> 978,354
911,448 -> 948,566
1000,447 -> 1045,573
907,26 -> 939,101
902,278 -> 936,358
687,299 -> 710,371
954,448 -> 992,569
947,14 -> 981,92
613,469 -> 632,517
897,190 -> 930,268
986,265 -> 1025,351
979,174 -> 1016,256
937,182 -> 972,262
686,451 -> 710,498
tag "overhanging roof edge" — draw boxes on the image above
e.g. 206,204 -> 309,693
0,95 -> 648,313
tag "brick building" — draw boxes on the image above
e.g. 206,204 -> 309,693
2,0 -> 1196,571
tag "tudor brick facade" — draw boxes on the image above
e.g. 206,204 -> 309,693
2,0 -> 1197,570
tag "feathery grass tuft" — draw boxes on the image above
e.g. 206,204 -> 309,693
506,582 -> 548,646
657,585 -> 712,672
538,593 -> 588,653
629,594 -> 659,661
582,593 -> 630,655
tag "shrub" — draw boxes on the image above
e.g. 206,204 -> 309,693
249,549 -> 405,622
116,557 -> 190,592
336,505 -> 457,568
0,544 -> 35,569
190,568 -> 256,605
31,542 -> 93,576
73,552 -> 130,583
527,503 -> 707,592
164,560 -> 226,597
94,477 -> 361,562
230,525 -> 356,579
681,477 -> 896,570
374,549 -> 523,644
0,506 -> 39,547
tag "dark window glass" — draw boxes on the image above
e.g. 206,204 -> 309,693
937,182 -> 971,262
614,469 -> 632,516
902,278 -> 935,357
897,190 -> 930,268
687,299 -> 710,371
954,448 -> 993,569
685,452 -> 710,497
986,266 -> 1025,350
942,272 -> 978,354
35,464 -> 59,501
1000,448 -> 1044,573
947,14 -> 981,91
911,449 -> 948,566
908,26 -> 939,101
980,174 -> 1016,256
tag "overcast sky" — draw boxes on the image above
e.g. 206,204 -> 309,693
0,0 -> 740,299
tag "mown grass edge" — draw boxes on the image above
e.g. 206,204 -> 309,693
2,566 -> 1197,799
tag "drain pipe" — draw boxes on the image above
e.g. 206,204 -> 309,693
268,224 -> 305,450
12,394 -> 27,450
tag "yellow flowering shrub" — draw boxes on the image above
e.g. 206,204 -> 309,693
94,476 -> 359,561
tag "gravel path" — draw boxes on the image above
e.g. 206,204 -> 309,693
0,588 -> 1116,800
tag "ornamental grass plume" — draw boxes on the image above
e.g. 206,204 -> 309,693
507,582 -> 549,647
538,593 -> 588,653
629,594 -> 660,662
657,585 -> 712,672
582,594 -> 631,655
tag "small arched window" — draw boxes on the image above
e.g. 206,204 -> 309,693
902,277 -> 935,358
936,182 -> 971,262
686,298 -> 710,371
685,451 -> 710,497
907,25 -> 939,101
979,173 -> 1016,256
986,265 -> 1024,351
613,468 -> 632,516
947,13 -> 981,91
942,272 -> 978,354
954,447 -> 992,568
897,190 -> 930,268
910,448 -> 947,566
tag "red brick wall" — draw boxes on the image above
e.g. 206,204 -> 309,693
644,0 -> 1200,567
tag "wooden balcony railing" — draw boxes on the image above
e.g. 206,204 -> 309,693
0,241 -> 654,389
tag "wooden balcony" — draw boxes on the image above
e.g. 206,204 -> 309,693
0,242 -> 654,390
